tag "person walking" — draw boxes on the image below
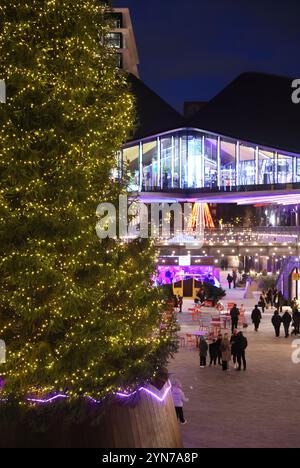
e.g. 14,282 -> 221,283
272,288 -> 278,308
209,339 -> 218,367
230,304 -> 240,333
258,294 -> 266,313
232,270 -> 238,289
227,274 -> 233,289
272,310 -> 282,337
220,334 -> 231,371
282,310 -> 292,338
251,305 -> 262,332
266,289 -> 273,309
178,296 -> 183,314
235,331 -> 248,371
292,309 -> 300,336
277,291 -> 284,312
215,333 -> 223,366
171,380 -> 189,425
230,329 -> 239,368
199,336 -> 208,368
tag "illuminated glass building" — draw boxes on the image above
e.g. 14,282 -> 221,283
121,73 -> 300,195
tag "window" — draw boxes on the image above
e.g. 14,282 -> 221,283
220,138 -> 236,189
187,133 -> 202,188
204,135 -> 218,188
123,145 -> 140,191
107,32 -> 123,49
258,149 -> 275,185
142,139 -> 159,190
108,13 -> 123,29
239,144 -> 256,186
277,153 -> 293,184
115,53 -> 123,69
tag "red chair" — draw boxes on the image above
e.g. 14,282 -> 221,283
178,335 -> 186,347
186,333 -> 197,348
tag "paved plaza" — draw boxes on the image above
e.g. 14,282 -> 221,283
169,274 -> 300,448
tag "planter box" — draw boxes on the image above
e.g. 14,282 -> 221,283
0,382 -> 183,448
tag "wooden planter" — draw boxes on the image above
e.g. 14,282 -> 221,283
0,381 -> 183,448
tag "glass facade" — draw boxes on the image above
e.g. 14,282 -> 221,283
121,129 -> 300,191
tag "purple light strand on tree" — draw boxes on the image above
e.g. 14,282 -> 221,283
20,382 -> 172,405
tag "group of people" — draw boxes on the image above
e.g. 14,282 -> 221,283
199,331 -> 248,372
258,288 -> 284,312
227,270 -> 238,289
271,308 -> 300,338
250,299 -> 300,338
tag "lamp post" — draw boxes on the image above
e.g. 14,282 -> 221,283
0,79 -> 6,103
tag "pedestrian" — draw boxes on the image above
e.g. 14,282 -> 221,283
199,336 -> 208,368
272,288 -> 278,308
230,329 -> 239,368
251,305 -> 262,332
178,295 -> 183,314
292,309 -> 300,336
272,310 -> 282,337
215,333 -> 223,366
171,380 -> 189,425
230,304 -> 240,333
220,334 -> 231,371
232,270 -> 238,289
209,339 -> 218,367
282,310 -> 292,338
235,331 -> 248,371
258,294 -> 266,313
227,274 -> 233,289
266,289 -> 273,309
277,291 -> 284,312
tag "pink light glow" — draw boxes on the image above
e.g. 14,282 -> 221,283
9,382 -> 172,406
27,394 -> 69,404
116,382 -> 172,403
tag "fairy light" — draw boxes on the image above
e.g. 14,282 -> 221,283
0,0 -> 178,402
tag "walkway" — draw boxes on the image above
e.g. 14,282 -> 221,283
168,275 -> 300,448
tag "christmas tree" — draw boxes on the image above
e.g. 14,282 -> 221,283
0,0 -> 177,402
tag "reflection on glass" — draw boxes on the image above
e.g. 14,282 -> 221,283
142,139 -> 158,190
277,154 -> 293,184
161,136 -> 173,189
123,130 -> 300,191
258,149 -> 275,185
240,144 -> 256,185
123,145 -> 139,191
220,138 -> 236,189
204,135 -> 218,188
188,133 -> 202,188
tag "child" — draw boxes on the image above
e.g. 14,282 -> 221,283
171,380 -> 189,425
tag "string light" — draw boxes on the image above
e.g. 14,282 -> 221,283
0,0 -> 178,403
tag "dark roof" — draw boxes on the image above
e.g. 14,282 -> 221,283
127,74 -> 185,142
189,72 -> 300,154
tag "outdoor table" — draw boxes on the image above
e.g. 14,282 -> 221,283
220,314 -> 231,329
190,330 -> 208,337
189,330 -> 209,347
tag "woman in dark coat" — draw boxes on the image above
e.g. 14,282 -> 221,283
292,310 -> 300,335
282,310 -> 292,338
199,337 -> 208,368
258,294 -> 266,313
215,333 -> 223,365
251,305 -> 262,332
272,310 -> 282,337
